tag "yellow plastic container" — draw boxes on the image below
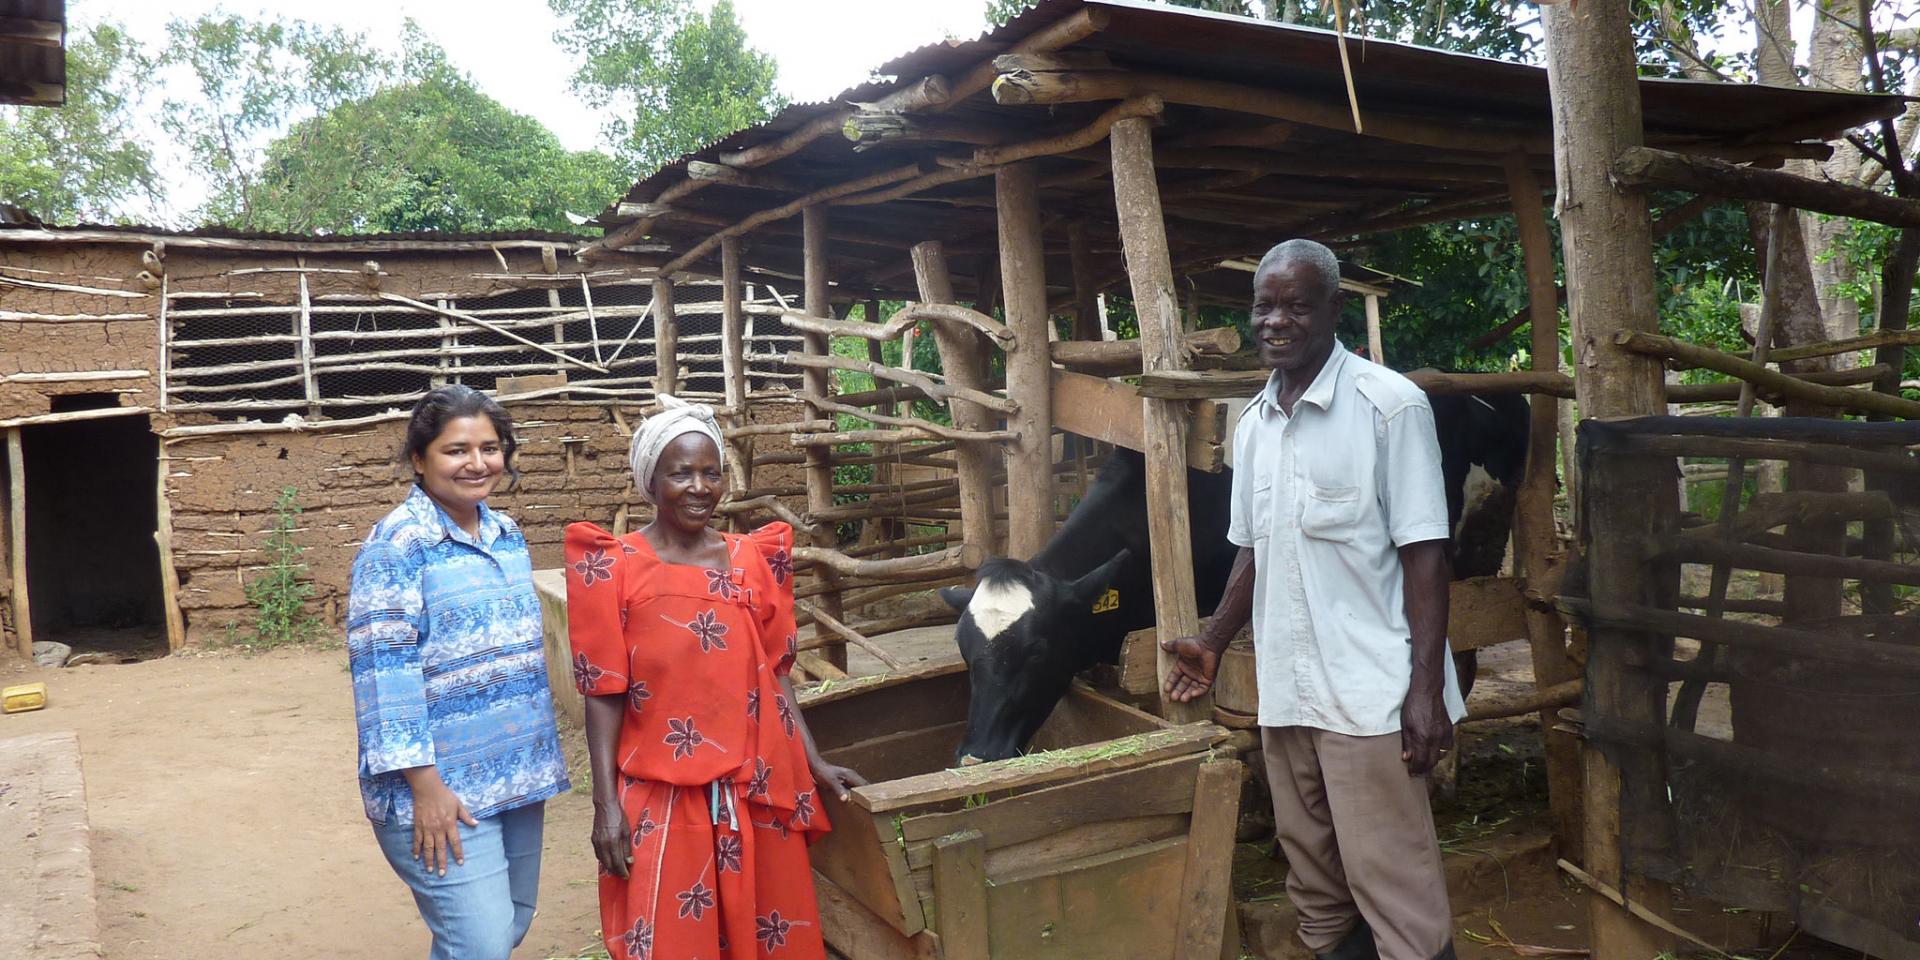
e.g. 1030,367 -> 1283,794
2,681 -> 47,714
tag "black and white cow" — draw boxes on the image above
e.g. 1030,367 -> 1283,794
939,392 -> 1531,765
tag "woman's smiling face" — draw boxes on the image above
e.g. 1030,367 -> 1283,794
649,432 -> 723,532
410,414 -> 505,519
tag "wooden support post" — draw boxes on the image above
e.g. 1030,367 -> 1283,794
157,275 -> 171,412
652,278 -> 679,396
1543,0 -> 1677,953
1175,757 -> 1243,960
861,296 -> 899,559
6,428 -> 29,655
154,447 -> 186,651
932,830 -> 990,960
1068,222 -> 1103,342
1110,116 -> 1211,724
297,273 -> 318,418
1363,292 -> 1384,364
997,163 -> 1053,558
914,242 -> 999,561
1504,153 -> 1583,860
801,208 -> 848,671
721,238 -> 754,509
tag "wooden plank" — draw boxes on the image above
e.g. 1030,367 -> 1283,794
153,448 -> 186,652
814,871 -> 939,960
1050,368 -> 1226,472
901,752 -> 1206,844
1176,758 -> 1244,960
810,789 -> 928,936
855,723 -> 1225,813
1030,682 -> 1175,750
1447,575 -> 1530,652
1116,627 -> 1161,696
6,428 -> 28,655
908,812 -> 1188,875
1111,115 -> 1210,724
932,830 -> 991,960
983,836 -> 1186,958
821,721 -> 967,785
798,661 -> 969,751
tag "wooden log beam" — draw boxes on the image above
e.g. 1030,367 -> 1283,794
999,162 -> 1055,558
1050,327 -> 1241,376
1544,0 -> 1677,950
1656,534 -> 1920,588
778,302 -> 1014,350
1135,368 -> 1576,400
1615,330 -> 1920,419
651,278 -> 679,395
783,352 -> 1016,414
1465,678 -> 1583,723
1665,364 -> 1888,402
1763,326 -> 1920,365
683,160 -> 809,192
802,393 -> 1022,444
649,163 -> 927,274
1505,151 -> 1582,857
1068,222 -> 1104,342
1613,147 -> 1920,228
916,241 -> 1002,558
974,95 -> 1163,168
792,544 -> 984,581
801,207 -> 847,671
938,7 -> 1112,109
1112,116 -> 1211,724
1559,596 -> 1920,676
1618,434 -> 1920,476
994,69 -> 1539,153
832,383 -> 929,410
793,599 -> 908,673
842,111 -> 1006,151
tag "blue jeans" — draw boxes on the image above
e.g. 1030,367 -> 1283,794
373,801 -> 546,960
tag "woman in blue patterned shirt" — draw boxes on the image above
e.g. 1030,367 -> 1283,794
347,386 -> 570,960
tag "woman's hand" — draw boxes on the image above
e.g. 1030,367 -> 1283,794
592,801 -> 634,879
810,760 -> 868,803
403,768 -> 477,876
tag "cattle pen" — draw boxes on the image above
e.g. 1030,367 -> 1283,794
545,1 -> 1919,957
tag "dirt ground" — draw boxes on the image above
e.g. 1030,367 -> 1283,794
0,627 -> 1825,960
2,645 -> 609,960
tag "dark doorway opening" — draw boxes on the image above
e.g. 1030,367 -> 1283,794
22,398 -> 166,658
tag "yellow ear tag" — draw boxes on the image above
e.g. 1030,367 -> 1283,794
1091,589 -> 1120,614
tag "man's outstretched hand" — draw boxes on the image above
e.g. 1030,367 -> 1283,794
1160,634 -> 1222,703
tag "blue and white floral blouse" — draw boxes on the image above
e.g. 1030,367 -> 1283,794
346,484 -> 570,825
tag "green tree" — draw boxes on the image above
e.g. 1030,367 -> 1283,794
0,21 -> 160,222
550,0 -> 785,176
238,33 -> 626,233
160,13 -> 389,229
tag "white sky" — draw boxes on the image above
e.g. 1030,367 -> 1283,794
70,0 -> 992,220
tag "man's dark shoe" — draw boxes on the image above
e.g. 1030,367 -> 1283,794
1314,919 -> 1381,960
1431,942 -> 1459,960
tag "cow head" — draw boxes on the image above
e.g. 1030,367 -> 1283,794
938,549 -> 1132,765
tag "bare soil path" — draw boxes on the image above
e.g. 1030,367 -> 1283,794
3,647 -> 606,960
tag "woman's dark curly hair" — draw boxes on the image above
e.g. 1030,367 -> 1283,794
402,385 -> 520,489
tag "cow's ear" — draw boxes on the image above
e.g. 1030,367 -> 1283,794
938,585 -> 976,610
1069,548 -> 1131,606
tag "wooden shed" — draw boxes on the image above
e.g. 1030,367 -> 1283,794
0,0 -> 64,107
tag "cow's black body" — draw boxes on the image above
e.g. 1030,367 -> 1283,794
944,392 -> 1532,763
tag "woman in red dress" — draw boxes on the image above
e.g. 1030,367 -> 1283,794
565,396 -> 864,960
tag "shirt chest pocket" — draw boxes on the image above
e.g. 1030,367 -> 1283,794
1299,482 -> 1362,543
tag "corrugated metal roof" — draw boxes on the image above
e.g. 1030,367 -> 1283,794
0,222 -> 594,246
593,0 -> 1907,299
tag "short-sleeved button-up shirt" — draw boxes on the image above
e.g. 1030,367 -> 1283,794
346,485 -> 570,825
1227,344 -> 1467,736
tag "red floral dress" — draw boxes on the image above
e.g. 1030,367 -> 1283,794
565,521 -> 829,960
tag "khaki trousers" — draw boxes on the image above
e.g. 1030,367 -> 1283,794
1261,726 -> 1453,960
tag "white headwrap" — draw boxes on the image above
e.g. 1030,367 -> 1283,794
627,394 -> 725,503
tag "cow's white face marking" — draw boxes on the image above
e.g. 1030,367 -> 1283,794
1454,463 -> 1497,538
966,578 -> 1034,644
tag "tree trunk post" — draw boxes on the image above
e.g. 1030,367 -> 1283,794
721,238 -> 754,511
800,209 -> 847,671
860,297 -> 899,558
1542,1 -> 1678,954
997,163 -> 1054,558
1504,153 -> 1584,861
914,242 -> 1000,568
652,277 -> 678,397
1109,116 -> 1211,724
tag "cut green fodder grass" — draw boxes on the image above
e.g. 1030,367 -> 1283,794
1461,915 -> 1589,957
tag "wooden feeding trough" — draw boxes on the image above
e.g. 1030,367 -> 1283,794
797,661 -> 1244,960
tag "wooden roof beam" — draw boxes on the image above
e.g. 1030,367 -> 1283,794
1614,147 -> 1920,228
935,7 -> 1112,110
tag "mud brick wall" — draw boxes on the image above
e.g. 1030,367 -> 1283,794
0,242 -> 162,417
163,398 -> 809,645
